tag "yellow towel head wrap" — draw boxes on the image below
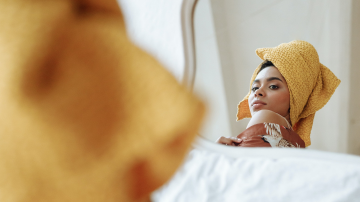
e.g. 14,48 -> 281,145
236,40 -> 340,146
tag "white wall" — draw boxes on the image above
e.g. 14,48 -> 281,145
117,0 -> 185,81
193,0 -> 232,141
349,0 -> 360,155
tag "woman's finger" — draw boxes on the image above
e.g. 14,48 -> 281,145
216,136 -> 242,146
216,136 -> 232,145
216,136 -> 233,145
229,137 -> 242,143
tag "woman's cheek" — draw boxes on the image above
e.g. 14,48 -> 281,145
248,94 -> 255,113
274,92 -> 290,107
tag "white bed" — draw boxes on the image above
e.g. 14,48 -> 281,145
152,136 -> 360,202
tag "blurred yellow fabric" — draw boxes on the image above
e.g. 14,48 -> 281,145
0,0 -> 204,201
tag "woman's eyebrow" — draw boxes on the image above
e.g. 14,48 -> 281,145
267,77 -> 283,82
253,77 -> 283,84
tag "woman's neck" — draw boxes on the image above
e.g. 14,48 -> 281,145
284,113 -> 292,126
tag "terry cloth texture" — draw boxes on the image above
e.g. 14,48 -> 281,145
236,40 -> 340,147
0,1 -> 204,202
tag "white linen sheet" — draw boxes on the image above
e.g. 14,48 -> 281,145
152,138 -> 360,202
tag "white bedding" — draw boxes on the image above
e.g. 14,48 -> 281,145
152,137 -> 360,202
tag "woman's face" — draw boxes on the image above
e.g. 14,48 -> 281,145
248,66 -> 290,117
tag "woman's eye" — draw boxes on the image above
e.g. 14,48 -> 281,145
251,87 -> 259,92
269,85 -> 279,90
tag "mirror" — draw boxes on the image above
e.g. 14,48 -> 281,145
193,0 -> 360,155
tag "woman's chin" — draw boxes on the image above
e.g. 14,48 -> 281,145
251,108 -> 266,116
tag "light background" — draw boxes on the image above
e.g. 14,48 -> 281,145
118,0 -> 360,155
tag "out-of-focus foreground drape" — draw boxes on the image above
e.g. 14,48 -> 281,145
0,0 -> 204,201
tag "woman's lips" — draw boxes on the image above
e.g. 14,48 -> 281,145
252,100 -> 267,109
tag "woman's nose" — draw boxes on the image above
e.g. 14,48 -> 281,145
255,87 -> 264,97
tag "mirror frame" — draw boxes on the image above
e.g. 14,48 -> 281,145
181,0 -> 198,89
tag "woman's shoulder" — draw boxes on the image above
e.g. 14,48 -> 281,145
246,109 -> 290,129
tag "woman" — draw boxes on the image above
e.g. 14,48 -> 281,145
217,40 -> 341,148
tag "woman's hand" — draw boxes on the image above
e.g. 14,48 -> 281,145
216,136 -> 243,146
